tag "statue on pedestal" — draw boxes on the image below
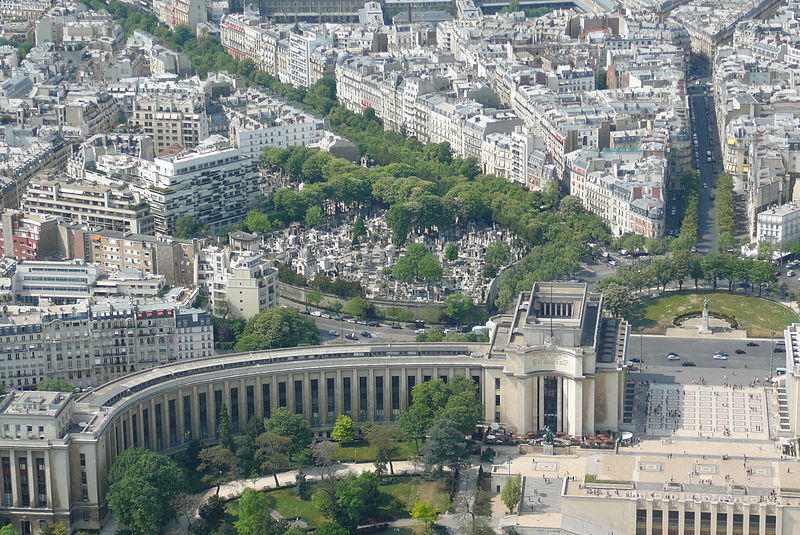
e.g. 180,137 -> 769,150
699,298 -> 712,334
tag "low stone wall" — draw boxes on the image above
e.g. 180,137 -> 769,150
278,281 -> 458,320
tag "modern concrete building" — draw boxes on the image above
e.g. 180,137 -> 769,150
0,210 -> 59,260
22,178 -> 154,236
130,92 -> 210,154
195,246 -> 278,319
0,282 -> 628,533
132,136 -> 260,235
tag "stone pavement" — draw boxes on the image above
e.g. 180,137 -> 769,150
644,383 -> 768,440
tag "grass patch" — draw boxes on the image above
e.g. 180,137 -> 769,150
630,291 -> 798,337
379,476 -> 450,516
267,487 -> 326,526
332,440 -> 417,462
228,476 -> 450,528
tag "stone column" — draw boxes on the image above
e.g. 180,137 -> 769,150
556,377 -> 563,433
26,450 -> 34,507
43,452 -> 52,508
320,373 -> 329,426
569,378 -> 583,436
517,377 -> 532,434
176,389 -> 186,444
583,380 -> 595,436
8,450 -> 20,507
207,384 -> 217,438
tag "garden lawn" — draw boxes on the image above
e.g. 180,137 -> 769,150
267,487 -> 326,526
630,291 -> 798,337
332,440 -> 417,462
378,476 -> 451,517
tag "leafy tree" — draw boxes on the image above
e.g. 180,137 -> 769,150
601,282 -> 636,318
343,296 -> 373,318
235,488 -> 280,535
445,243 -> 458,262
36,378 -> 74,392
295,470 -> 310,499
217,404 -> 233,450
315,522 -> 349,535
234,308 -> 320,352
245,211 -> 272,234
264,408 -> 312,459
398,409 -> 428,453
351,217 -> 367,244
410,501 -> 440,534
417,255 -> 443,282
306,287 -> 323,310
421,419 -> 470,473
254,432 -> 291,486
174,215 -> 201,238
244,415 -> 266,440
444,292 -> 474,325
234,434 -> 259,476
107,449 -> 188,535
198,445 -> 240,490
596,69 -> 608,90
0,526 -> 18,535
364,424 -> 400,474
651,258 -> 674,291
484,241 -> 511,278
332,414 -> 356,443
500,475 -> 522,514
198,495 -> 226,526
441,390 -> 482,436
311,440 -> 337,479
305,206 -> 323,227
645,238 -> 668,256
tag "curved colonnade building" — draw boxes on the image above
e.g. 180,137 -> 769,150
0,282 -> 630,533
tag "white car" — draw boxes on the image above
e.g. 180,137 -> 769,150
667,354 -> 680,360
415,328 -> 427,334
328,330 -> 339,336
713,353 -> 728,360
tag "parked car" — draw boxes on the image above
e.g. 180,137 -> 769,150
415,328 -> 427,334
391,325 -> 403,330
774,347 -> 786,353
345,333 -> 358,340
735,349 -> 746,354
713,353 -> 728,360
629,358 -> 642,363
328,330 -> 339,336
667,354 -> 680,361
746,342 -> 759,347
682,361 -> 696,367
361,331 -> 372,338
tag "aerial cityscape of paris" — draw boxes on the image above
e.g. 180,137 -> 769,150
0,0 -> 794,533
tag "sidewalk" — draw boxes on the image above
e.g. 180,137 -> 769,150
206,459 -> 422,501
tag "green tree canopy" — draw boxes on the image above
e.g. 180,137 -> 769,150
444,292 -> 475,325
264,408 -> 312,458
331,414 -> 356,443
36,378 -> 74,392
420,419 -> 470,473
107,449 -> 188,535
500,475 -> 522,514
174,215 -> 201,238
234,307 -> 320,352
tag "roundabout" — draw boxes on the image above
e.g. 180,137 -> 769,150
630,291 -> 799,337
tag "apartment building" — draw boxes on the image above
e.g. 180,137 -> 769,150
0,298 -> 213,389
77,230 -> 197,287
130,92 -> 210,154
0,210 -> 58,260
133,136 -> 260,235
226,90 -> 325,160
195,246 -> 278,319
289,29 -> 333,87
756,202 -> 800,245
22,178 -> 154,235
